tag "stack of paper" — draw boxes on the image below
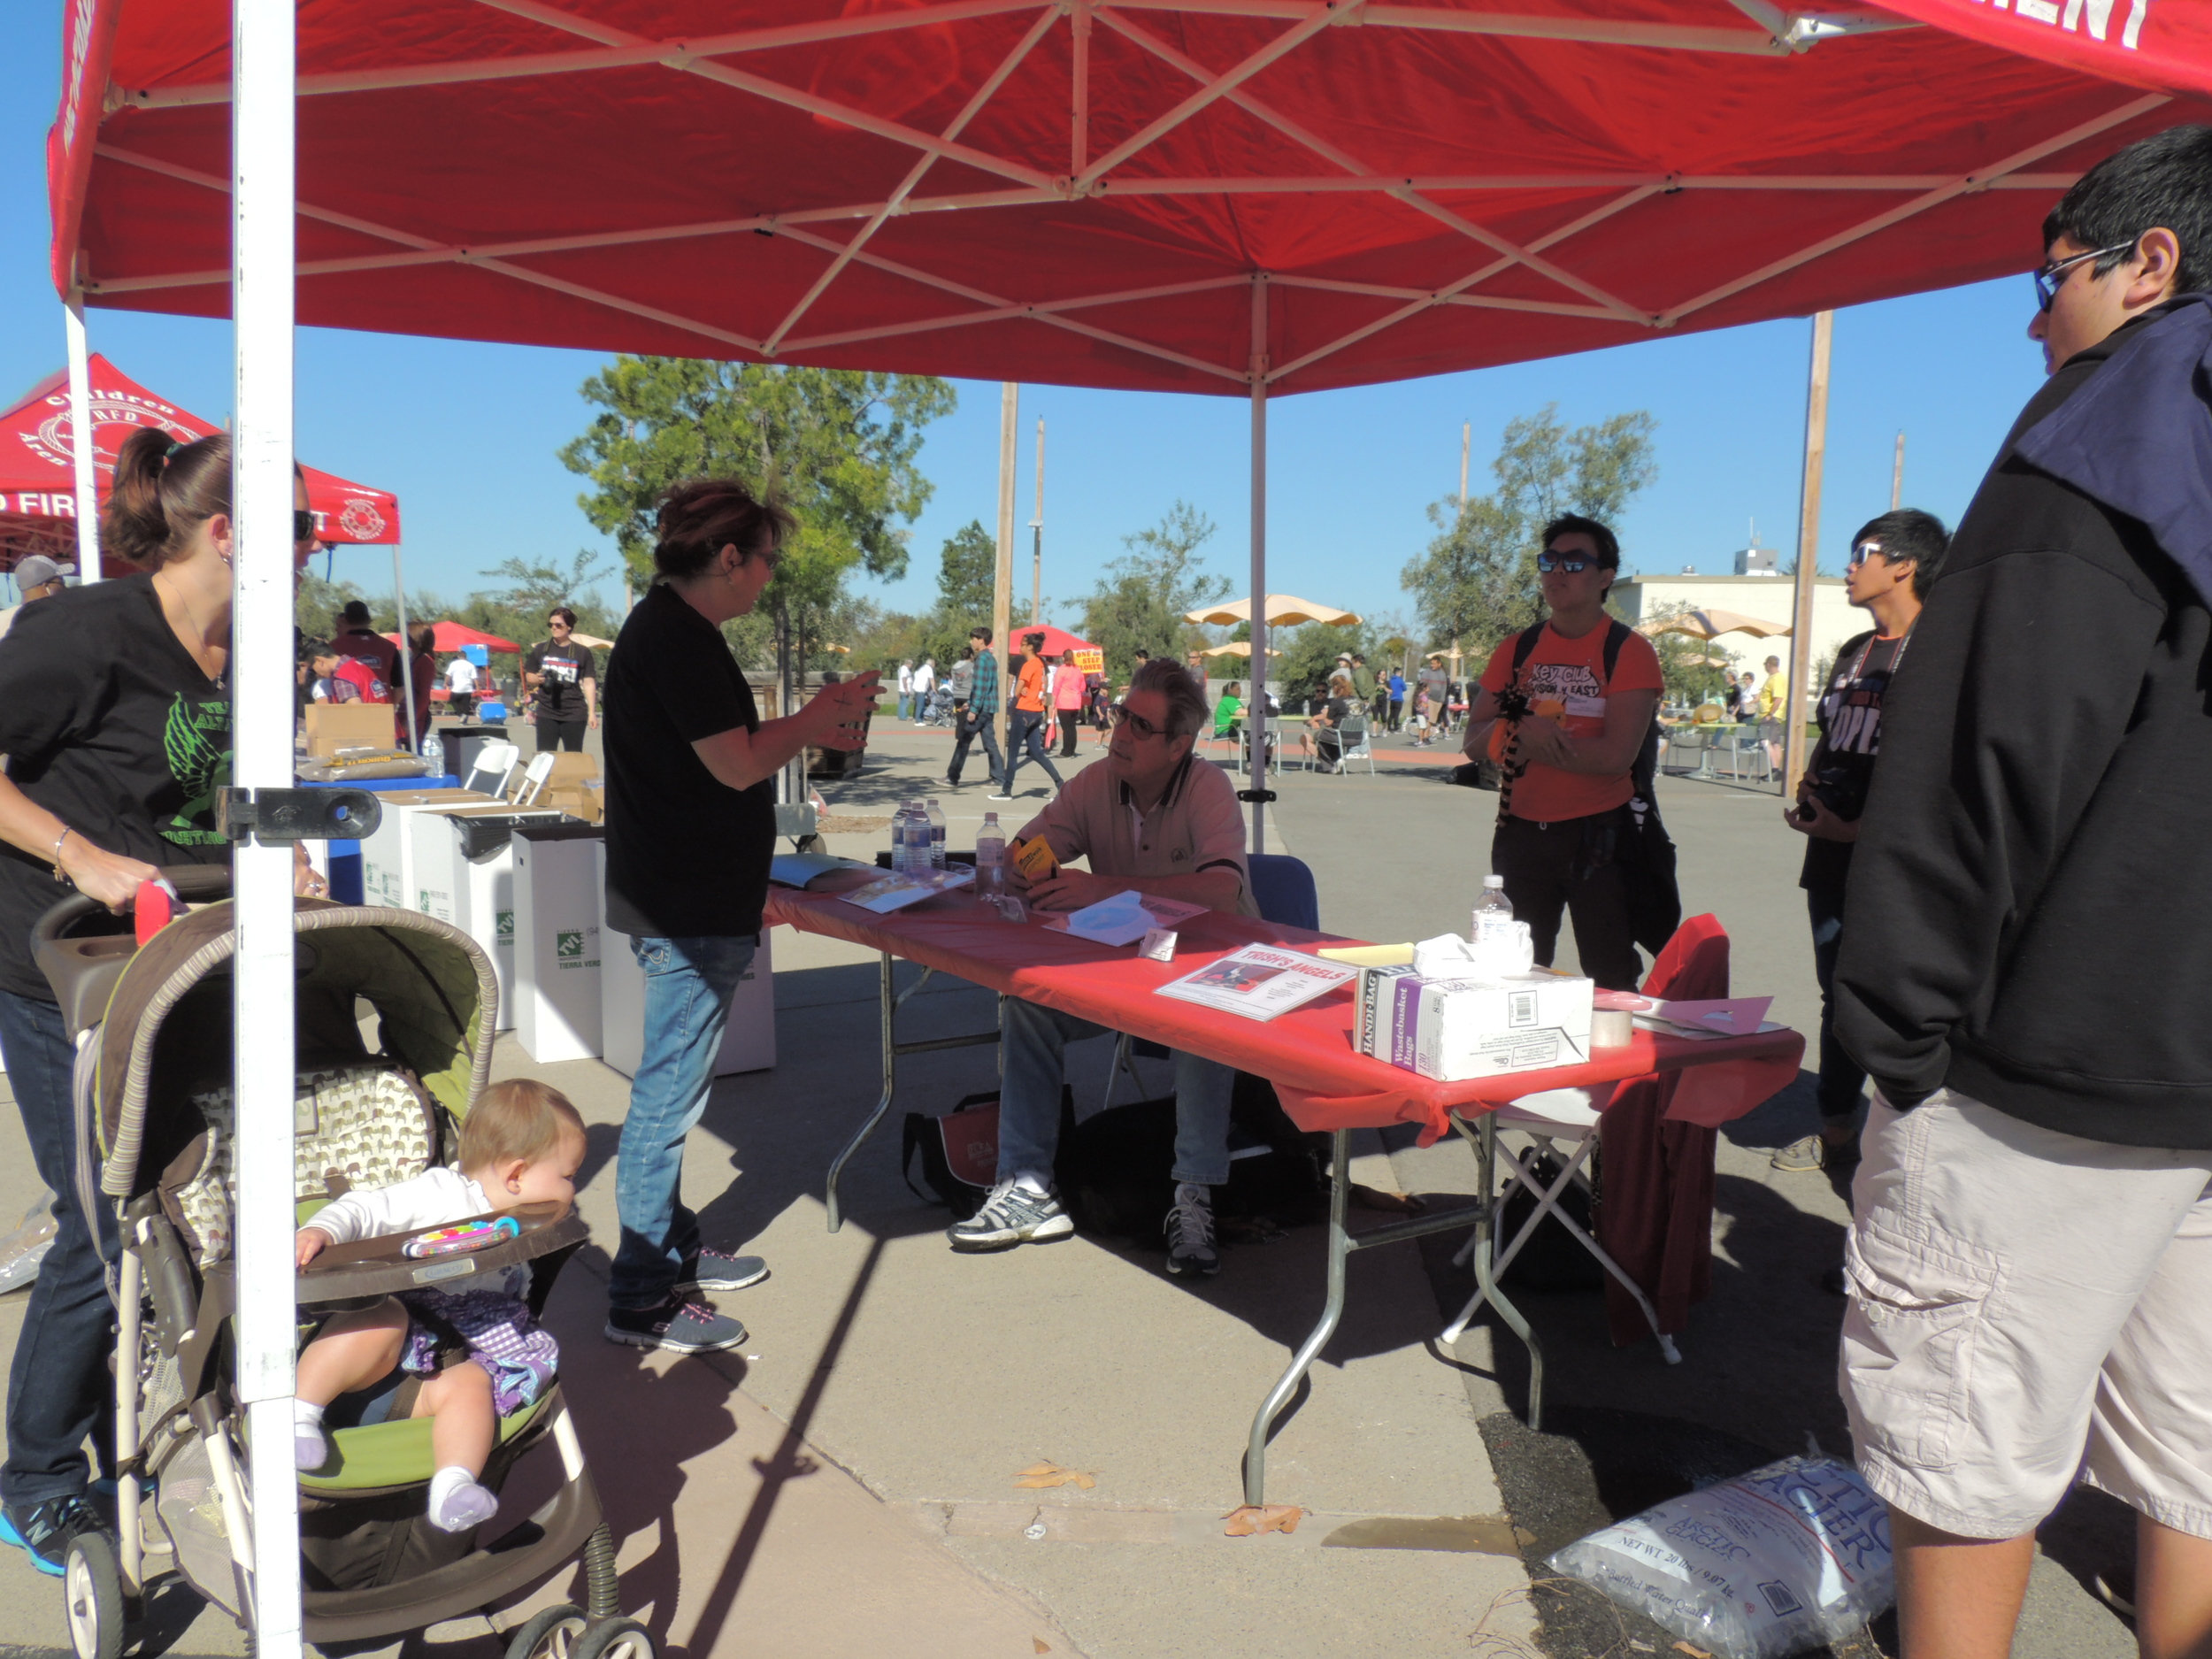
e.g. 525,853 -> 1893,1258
1155,945 -> 1356,1021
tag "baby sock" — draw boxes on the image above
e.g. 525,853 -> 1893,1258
293,1400 -> 330,1471
426,1465 -> 499,1533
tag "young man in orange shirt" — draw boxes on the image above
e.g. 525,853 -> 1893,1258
1461,514 -> 1662,990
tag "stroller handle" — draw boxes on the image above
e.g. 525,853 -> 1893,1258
34,864 -> 234,1039
31,863 -> 234,951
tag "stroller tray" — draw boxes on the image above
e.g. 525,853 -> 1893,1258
299,1203 -> 584,1304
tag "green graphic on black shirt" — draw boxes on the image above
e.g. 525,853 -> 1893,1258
162,694 -> 233,845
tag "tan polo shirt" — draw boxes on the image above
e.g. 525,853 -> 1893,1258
1018,755 -> 1256,918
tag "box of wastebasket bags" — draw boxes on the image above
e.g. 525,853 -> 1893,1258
1356,965 -> 1594,1081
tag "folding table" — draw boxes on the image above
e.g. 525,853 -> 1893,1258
765,873 -> 1801,1504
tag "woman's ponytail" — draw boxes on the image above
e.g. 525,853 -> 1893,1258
103,427 -> 233,569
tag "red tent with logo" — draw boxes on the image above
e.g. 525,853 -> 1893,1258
0,353 -> 398,576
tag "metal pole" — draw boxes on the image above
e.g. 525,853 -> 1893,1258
232,0 -> 302,1652
1248,275 -> 1270,854
1030,416 -> 1044,626
64,297 -> 103,584
1459,419 -> 1471,511
392,548 -> 419,756
994,383 -> 1017,755
1783,312 -> 1833,799
1890,430 -> 1905,511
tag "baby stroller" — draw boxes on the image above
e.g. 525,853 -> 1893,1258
916,682 -> 956,727
35,869 -> 641,1659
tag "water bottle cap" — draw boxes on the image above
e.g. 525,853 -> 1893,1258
984,811 -> 998,824
1483,874 -> 1504,888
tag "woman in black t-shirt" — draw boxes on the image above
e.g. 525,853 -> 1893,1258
522,608 -> 598,754
0,428 -> 319,1571
598,479 -> 878,1356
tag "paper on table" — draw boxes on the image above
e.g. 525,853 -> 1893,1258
1647,996 -> 1773,1035
1042,890 -> 1208,947
838,866 -> 975,914
1155,944 -> 1356,1021
770,851 -> 870,888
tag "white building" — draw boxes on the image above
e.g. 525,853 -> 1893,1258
1609,572 -> 1862,694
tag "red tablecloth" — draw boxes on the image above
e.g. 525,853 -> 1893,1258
765,873 -> 1802,1147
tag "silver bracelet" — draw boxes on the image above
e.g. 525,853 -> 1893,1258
50,826 -> 73,884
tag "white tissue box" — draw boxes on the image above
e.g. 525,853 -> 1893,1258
1360,967 -> 1594,1081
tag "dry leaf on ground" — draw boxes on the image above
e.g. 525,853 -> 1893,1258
1672,1644 -> 1714,1658
1013,1463 -> 1097,1490
1222,1503 -> 1306,1536
1033,1642 -> 1051,1654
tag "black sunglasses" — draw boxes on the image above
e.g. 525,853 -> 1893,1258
294,509 -> 316,543
1536,549 -> 1593,574
1110,702 -> 1170,740
2032,242 -> 2135,312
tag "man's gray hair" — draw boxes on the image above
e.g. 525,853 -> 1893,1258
1130,657 -> 1210,741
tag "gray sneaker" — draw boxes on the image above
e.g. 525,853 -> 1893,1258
1163,1182 -> 1220,1278
605,1296 -> 748,1355
948,1181 -> 1074,1251
677,1248 -> 768,1294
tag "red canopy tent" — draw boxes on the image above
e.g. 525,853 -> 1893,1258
383,619 -> 521,654
43,11 -> 2212,1640
0,353 -> 399,576
1009,623 -> 1102,665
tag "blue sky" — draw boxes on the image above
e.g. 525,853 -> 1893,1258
3,19 -> 2055,626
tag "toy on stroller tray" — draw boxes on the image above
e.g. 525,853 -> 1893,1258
35,867 -> 649,1659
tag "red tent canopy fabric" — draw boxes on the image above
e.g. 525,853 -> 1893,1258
45,3 -> 2212,398
0,353 -> 400,575
383,620 -> 522,654
1007,624 -> 1100,662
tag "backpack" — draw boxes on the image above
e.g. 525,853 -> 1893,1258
1504,620 -> 1680,956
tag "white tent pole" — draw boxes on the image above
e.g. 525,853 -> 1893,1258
232,1 -> 303,1654
393,547 -> 419,754
64,296 -> 102,584
1248,273 -> 1269,854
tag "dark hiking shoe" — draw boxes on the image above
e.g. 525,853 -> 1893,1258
1164,1183 -> 1221,1279
0,1493 -> 108,1578
605,1296 -> 748,1355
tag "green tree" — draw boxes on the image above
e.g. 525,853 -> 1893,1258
560,357 -> 955,701
1637,603 -> 1734,705
1401,403 -> 1657,662
1078,501 -> 1231,681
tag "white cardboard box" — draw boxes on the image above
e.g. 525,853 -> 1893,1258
599,925 -> 776,1079
410,807 -> 567,1031
1363,969 -> 1594,1081
358,789 -> 493,909
511,822 -> 607,1063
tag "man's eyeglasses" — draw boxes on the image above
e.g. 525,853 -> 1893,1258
1536,549 -> 1592,574
1110,703 -> 1170,740
2033,242 -> 2135,312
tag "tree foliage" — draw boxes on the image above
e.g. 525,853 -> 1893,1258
1077,501 -> 1231,682
1401,404 -> 1657,660
1638,602 -> 1737,705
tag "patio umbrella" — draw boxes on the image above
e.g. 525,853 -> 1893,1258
1197,641 -> 1283,658
1187,595 -> 1362,628
1637,608 -> 1792,643
50,7 -> 2212,1643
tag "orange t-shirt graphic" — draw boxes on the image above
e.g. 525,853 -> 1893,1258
1479,622 -> 1662,823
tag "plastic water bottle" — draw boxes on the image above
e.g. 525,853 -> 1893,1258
925,798 -> 947,871
891,802 -> 914,874
420,731 -> 445,780
975,812 -> 1006,902
1474,874 -> 1516,947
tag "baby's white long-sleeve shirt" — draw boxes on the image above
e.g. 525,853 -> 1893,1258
303,1166 -> 489,1245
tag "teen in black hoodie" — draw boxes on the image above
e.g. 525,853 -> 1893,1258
1831,126 -> 2212,1657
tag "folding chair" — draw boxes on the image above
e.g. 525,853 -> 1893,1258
460,739 -> 521,799
1329,714 -> 1375,777
1440,1084 -> 1682,1363
512,749 -> 557,805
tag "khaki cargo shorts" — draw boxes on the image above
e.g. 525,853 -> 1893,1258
1839,1088 -> 2212,1540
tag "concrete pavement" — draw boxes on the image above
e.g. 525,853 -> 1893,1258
0,715 -> 2138,1657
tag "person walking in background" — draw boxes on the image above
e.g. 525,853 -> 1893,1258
910,656 -> 935,724
992,630 -> 1064,801
1774,509 -> 1949,1186
404,623 -> 438,750
523,607 -> 598,754
603,477 -> 879,1354
946,643 -> 974,717
1053,649 -> 1086,757
1463,514 -> 1661,991
1832,127 -> 2212,1659
1386,667 -> 1406,732
443,649 -> 479,719
895,659 -> 914,721
0,555 -> 73,642
945,626 -> 1004,789
333,598 -> 401,689
1755,654 -> 1786,778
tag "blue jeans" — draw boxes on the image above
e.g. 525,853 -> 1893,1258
0,990 -> 118,1510
896,693 -> 913,720
997,997 -> 1233,1187
1001,710 -> 1064,795
1807,884 -> 1867,1120
611,934 -> 757,1310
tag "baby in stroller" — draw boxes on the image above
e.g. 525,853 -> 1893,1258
293,1080 -> 585,1533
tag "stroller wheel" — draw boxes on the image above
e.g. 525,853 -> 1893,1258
63,1532 -> 127,1659
504,1602 -> 589,1659
572,1617 -> 656,1659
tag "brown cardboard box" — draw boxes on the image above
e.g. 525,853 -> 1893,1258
303,702 -> 399,756
541,784 -> 603,824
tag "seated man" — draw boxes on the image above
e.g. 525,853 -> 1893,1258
949,658 -> 1257,1277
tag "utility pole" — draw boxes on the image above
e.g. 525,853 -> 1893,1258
1459,419 -> 1471,510
1783,312 -> 1833,799
1890,430 -> 1905,511
1030,416 -> 1045,626
994,384 -> 1018,749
